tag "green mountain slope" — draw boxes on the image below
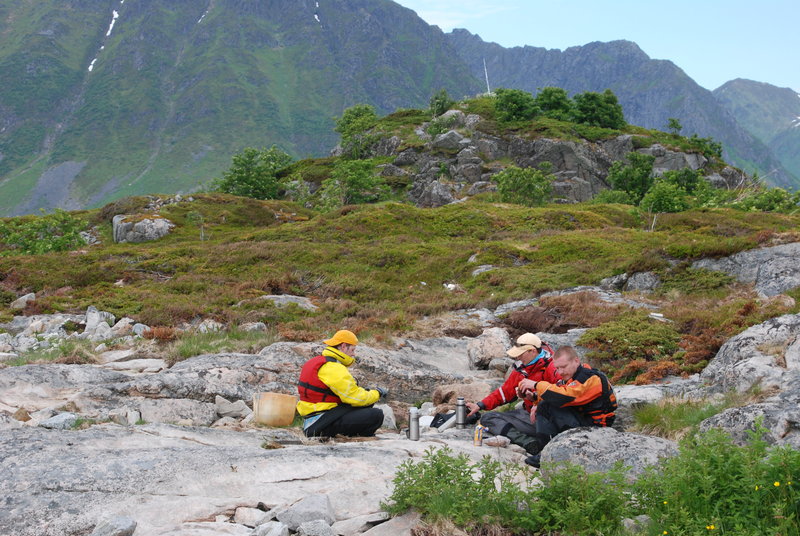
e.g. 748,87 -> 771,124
445,30 -> 798,191
713,79 -> 800,183
0,0 -> 481,216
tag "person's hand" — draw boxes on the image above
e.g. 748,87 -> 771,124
375,387 -> 388,399
466,401 -> 480,417
516,379 -> 537,400
529,404 -> 537,424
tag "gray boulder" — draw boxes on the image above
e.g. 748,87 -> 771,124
137,398 -> 217,426
10,293 -> 36,310
297,519 -> 335,536
699,398 -> 800,449
276,494 -> 335,531
112,214 -> 175,243
40,412 -> 79,430
413,180 -> 456,208
692,242 -> 800,297
90,516 -> 137,536
431,130 -> 465,151
466,327 -> 511,369
624,271 -> 662,292
541,427 -> 678,479
253,522 -> 290,536
700,313 -> 800,393
215,395 -> 252,419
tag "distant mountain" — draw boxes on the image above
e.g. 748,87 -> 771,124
445,30 -> 798,190
0,0 -> 481,216
713,79 -> 800,184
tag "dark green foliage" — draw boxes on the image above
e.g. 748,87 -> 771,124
590,189 -> 636,205
429,88 -> 455,117
494,164 -> 554,207
640,181 -> 690,213
577,311 -> 681,374
334,104 -> 379,159
733,186 -> 800,213
660,267 -> 735,295
572,89 -> 626,129
633,427 -> 800,535
212,147 -> 293,200
661,167 -> 703,194
494,88 -> 539,122
534,86 -> 574,121
667,117 -> 683,135
688,134 -> 724,158
607,152 -> 656,203
317,159 -> 389,211
0,210 -> 87,256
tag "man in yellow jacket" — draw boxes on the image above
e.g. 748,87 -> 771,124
296,329 -> 387,437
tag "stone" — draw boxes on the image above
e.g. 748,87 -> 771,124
541,427 -> 678,480
414,180 -> 455,208
240,322 -> 268,333
700,313 -> 800,393
132,323 -> 150,337
692,242 -> 800,297
98,349 -> 137,364
699,393 -> 800,449
488,357 -> 514,372
102,359 -> 167,373
159,522 -> 253,535
621,515 -> 651,534
39,412 -> 79,430
393,148 -> 419,166
471,264 -> 495,277
432,382 -> 493,407
10,293 -> 35,310
137,399 -> 218,426
111,317 -> 136,336
215,395 -> 252,419
196,319 -> 225,333
233,506 -> 271,527
90,516 -> 137,536
360,511 -> 421,535
297,519 -> 335,536
94,343 -> 108,353
112,214 -> 175,243
331,512 -> 389,535
431,130 -> 465,151
624,271 -> 661,292
253,522 -> 290,536
211,416 -> 238,428
0,352 -> 18,362
86,306 -> 116,333
89,322 -> 114,342
253,295 -> 318,311
13,407 -> 31,422
467,327 -> 512,369
376,403 -> 396,430
599,273 -> 628,290
276,494 -> 335,531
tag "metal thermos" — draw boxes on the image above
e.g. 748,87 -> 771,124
456,397 -> 467,429
408,407 -> 420,441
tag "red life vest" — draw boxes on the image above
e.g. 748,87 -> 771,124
297,355 -> 342,404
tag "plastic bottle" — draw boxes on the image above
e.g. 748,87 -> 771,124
408,407 -> 420,441
456,397 -> 467,429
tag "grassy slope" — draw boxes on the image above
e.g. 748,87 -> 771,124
2,196 -> 799,357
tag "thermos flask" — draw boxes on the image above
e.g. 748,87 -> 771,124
408,407 -> 420,440
456,397 -> 466,429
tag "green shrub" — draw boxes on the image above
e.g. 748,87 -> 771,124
0,209 -> 87,256
577,311 -> 681,374
607,153 -> 655,204
640,181 -> 690,214
429,89 -> 455,117
660,267 -> 734,295
494,88 -> 539,122
633,426 -> 800,535
733,186 -> 800,213
494,164 -> 554,207
571,89 -> 626,129
335,104 -> 380,159
590,189 -> 636,205
316,159 -> 389,211
534,86 -> 574,121
425,115 -> 456,138
212,146 -> 293,200
687,133 -> 723,159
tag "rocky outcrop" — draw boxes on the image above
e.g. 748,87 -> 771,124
367,117 -> 743,207
112,214 -> 175,243
692,242 -> 800,297
541,427 -> 678,479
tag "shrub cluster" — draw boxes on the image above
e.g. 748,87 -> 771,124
384,428 -> 800,536
0,209 -> 87,256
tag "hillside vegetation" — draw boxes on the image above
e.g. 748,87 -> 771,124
2,191 -> 800,383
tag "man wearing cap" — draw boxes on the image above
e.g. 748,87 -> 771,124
517,345 -> 617,467
465,333 -> 559,453
297,329 -> 387,438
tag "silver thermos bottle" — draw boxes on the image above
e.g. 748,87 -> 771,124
456,397 -> 466,429
408,407 -> 420,440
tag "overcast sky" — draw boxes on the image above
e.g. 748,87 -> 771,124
393,0 -> 800,92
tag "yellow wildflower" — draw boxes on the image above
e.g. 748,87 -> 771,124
774,481 -> 781,487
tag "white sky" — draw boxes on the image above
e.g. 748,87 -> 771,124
393,0 -> 800,92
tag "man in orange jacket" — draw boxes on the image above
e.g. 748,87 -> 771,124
465,333 -> 559,454
296,330 -> 386,437
517,345 -> 617,467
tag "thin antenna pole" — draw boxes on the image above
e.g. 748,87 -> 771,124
483,58 -> 491,94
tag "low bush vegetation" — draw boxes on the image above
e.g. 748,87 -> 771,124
383,428 -> 800,536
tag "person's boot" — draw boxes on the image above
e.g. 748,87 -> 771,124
506,429 -> 543,455
524,453 -> 541,468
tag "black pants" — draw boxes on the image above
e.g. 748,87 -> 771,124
304,405 -> 384,438
533,402 -> 594,451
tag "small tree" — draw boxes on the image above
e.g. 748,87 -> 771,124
317,160 -> 389,211
572,89 -> 626,129
213,146 -> 293,200
661,167 -> 702,194
494,88 -> 539,122
429,89 -> 455,117
667,117 -> 682,136
640,181 -> 690,214
607,152 -> 655,203
534,87 -> 573,121
494,163 -> 554,207
335,104 -> 379,159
